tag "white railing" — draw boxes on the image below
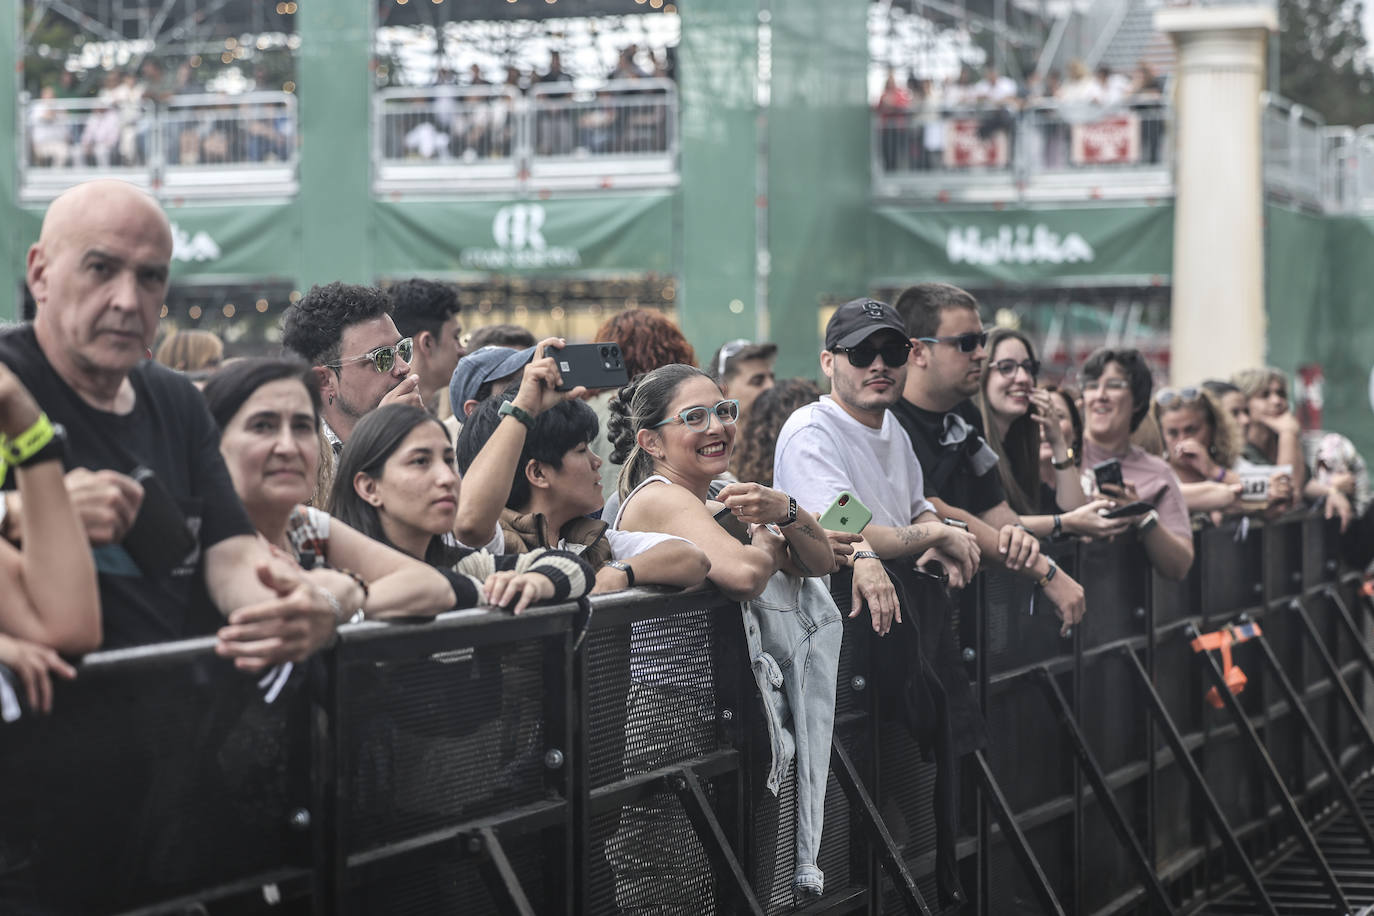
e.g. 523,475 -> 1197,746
372,79 -> 679,194
871,99 -> 1172,202
19,91 -> 298,201
1261,94 -> 1326,209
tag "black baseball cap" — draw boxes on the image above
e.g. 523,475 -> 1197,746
824,298 -> 907,351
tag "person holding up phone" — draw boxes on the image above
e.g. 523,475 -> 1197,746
1079,348 -> 1194,580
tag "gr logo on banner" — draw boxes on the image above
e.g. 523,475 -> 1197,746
460,203 -> 581,269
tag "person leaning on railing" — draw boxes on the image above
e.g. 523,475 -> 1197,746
0,361 -> 100,715
200,359 -> 462,661
1079,348 -> 1195,580
325,403 -> 594,611
976,328 -> 1131,542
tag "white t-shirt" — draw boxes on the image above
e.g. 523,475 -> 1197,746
773,395 -> 936,526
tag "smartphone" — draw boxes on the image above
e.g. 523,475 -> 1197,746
912,560 -> 948,584
819,491 -> 872,534
712,505 -> 752,545
544,342 -> 629,392
1092,458 -> 1124,491
1101,500 -> 1153,519
122,467 -> 196,576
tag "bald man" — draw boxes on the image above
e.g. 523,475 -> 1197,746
0,180 -> 341,664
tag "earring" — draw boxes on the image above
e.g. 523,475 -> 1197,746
328,395 -> 334,405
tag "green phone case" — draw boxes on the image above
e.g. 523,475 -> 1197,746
819,491 -> 872,534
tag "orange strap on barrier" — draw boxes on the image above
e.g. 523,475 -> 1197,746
1191,623 -> 1262,709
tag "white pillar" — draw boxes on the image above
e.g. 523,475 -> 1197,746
1156,6 -> 1276,385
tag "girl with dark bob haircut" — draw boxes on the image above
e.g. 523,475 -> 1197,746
327,404 -> 595,612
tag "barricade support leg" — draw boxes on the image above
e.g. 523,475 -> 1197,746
1324,585 -> 1374,680
970,749 -> 1068,916
1033,667 -> 1177,915
1293,595 -> 1374,756
1117,646 -> 1279,916
827,737 -> 932,916
670,766 -> 766,916
1187,624 -> 1352,913
469,826 -> 537,916
1249,629 -> 1374,857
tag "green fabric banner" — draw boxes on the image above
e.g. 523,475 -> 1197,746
869,203 -> 1175,287
372,194 -> 677,277
19,203 -> 299,282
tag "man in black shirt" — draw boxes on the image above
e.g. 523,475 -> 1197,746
893,282 -> 1086,633
0,179 -> 340,661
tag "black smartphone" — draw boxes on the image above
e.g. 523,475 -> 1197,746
122,467 -> 196,577
1102,500 -> 1153,519
544,342 -> 629,392
912,560 -> 948,584
1092,458 -> 1124,491
712,505 -> 752,545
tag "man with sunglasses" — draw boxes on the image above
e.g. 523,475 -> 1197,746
774,296 -> 982,905
282,282 -> 424,455
894,282 -> 1086,636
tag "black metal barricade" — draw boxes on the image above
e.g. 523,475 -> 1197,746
1,510 -> 1369,915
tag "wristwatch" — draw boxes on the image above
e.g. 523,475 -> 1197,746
777,495 -> 798,528
1036,557 -> 1059,588
853,550 -> 881,562
1051,447 -> 1076,471
1136,510 -> 1160,535
497,400 -> 536,431
604,559 -> 635,587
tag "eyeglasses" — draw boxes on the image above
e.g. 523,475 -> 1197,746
1154,387 -> 1202,409
832,340 -> 913,368
325,337 -> 414,374
716,338 -> 752,377
653,399 -> 741,432
991,358 -> 1040,379
917,331 -> 988,353
1082,378 -> 1130,394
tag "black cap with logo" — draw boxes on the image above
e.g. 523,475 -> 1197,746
824,298 -> 908,351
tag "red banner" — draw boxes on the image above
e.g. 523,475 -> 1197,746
943,119 -> 1009,168
1070,115 -> 1140,166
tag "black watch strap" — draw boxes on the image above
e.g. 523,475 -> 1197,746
604,560 -> 635,588
776,495 -> 798,528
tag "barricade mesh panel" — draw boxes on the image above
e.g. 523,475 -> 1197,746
1080,659 -> 1147,774
1204,732 -> 1264,827
1079,539 -> 1149,648
1080,782 -> 1145,911
590,784 -> 722,914
0,656 -> 297,914
1154,764 -> 1195,870
986,820 -> 1069,915
749,761 -> 852,912
1199,524 -> 1261,623
345,828 -> 552,915
586,608 -> 721,913
340,641 -> 549,853
986,685 -> 1070,813
978,570 -> 1057,674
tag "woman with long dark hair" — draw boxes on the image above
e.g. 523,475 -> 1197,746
327,403 -> 593,610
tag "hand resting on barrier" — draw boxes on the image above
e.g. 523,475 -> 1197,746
214,558 -> 340,672
0,632 -> 76,716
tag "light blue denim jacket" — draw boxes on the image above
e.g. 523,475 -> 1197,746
743,569 -> 843,899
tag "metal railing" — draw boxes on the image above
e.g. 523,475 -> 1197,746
372,79 -> 680,195
0,510 -> 1368,914
18,91 -> 299,202
1261,93 -> 1327,209
872,100 -> 1173,203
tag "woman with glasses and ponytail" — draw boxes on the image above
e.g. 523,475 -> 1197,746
976,328 -> 1131,541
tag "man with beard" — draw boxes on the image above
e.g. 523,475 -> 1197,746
282,281 -> 424,455
893,282 -> 1086,634
772,296 -> 980,905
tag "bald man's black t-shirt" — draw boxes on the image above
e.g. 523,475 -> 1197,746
0,324 -> 254,649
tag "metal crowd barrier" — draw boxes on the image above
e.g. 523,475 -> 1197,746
18,91 -> 299,202
371,79 -> 680,195
1,510 -> 1369,914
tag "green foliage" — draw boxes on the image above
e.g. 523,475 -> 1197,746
1279,0 -> 1374,125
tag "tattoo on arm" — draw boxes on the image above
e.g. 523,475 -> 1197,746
896,524 -> 928,547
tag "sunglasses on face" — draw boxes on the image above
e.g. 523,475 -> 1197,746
991,358 -> 1040,379
326,337 -> 414,374
653,399 -> 741,432
832,340 -> 913,369
1154,386 -> 1202,409
918,331 -> 988,353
